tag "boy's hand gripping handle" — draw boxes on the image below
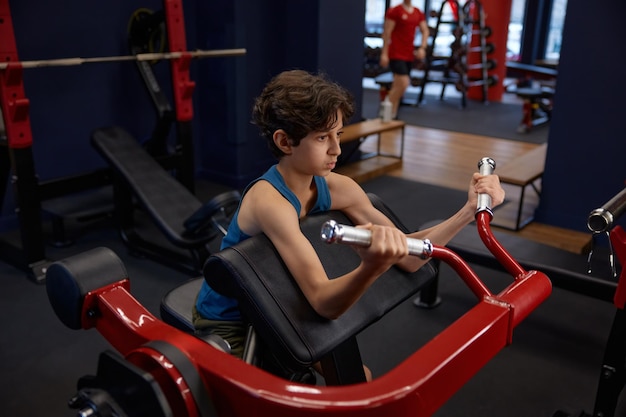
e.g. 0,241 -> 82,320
476,157 -> 496,217
320,220 -> 433,259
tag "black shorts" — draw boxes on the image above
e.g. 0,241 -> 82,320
389,60 -> 413,76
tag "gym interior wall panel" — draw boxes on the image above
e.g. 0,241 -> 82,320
534,0 -> 626,233
192,0 -> 283,188
317,0 -> 366,122
193,0 -> 367,188
284,1 -> 320,72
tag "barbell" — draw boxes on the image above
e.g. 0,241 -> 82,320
0,48 -> 246,70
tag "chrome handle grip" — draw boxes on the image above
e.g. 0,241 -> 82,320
587,187 -> 626,233
320,220 -> 433,259
476,157 -> 496,216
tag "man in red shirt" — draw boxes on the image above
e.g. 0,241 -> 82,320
379,0 -> 429,119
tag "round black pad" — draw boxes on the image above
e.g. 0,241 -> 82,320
46,247 -> 128,330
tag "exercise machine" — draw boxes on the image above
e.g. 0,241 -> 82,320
45,157 -> 551,416
88,8 -> 242,274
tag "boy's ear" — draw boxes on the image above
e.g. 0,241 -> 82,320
273,129 -> 292,154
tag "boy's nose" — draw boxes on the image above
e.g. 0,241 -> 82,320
330,136 -> 341,154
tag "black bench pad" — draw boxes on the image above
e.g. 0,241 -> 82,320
204,209 -> 438,369
91,126 -> 208,249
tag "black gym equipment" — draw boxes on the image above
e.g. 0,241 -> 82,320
46,192 -> 441,410
85,8 -> 242,275
158,193 -> 440,384
0,2 -> 240,282
417,0 -> 465,107
91,126 -> 240,275
504,61 -> 558,133
44,159 -> 554,415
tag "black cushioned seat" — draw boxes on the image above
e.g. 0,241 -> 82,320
161,278 -> 203,333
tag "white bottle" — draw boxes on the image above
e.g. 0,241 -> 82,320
380,96 -> 392,122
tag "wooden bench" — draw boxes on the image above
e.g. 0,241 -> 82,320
494,143 -> 547,231
335,118 -> 406,183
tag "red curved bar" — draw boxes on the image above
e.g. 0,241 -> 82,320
431,245 -> 493,299
73,201 -> 554,415
476,211 -> 527,278
80,264 -> 551,417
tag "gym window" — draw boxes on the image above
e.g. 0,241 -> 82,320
364,0 -> 568,63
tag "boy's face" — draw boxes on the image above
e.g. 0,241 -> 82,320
289,110 -> 344,177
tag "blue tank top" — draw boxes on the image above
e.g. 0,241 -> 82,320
195,165 -> 332,321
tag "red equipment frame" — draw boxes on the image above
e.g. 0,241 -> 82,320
73,208 -> 551,416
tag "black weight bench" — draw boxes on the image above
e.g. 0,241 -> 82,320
422,220 -> 617,302
160,194 -> 440,385
91,126 -> 240,275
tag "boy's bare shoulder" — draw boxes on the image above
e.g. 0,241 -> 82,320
327,172 -> 369,209
327,171 -> 357,186
245,179 -> 287,207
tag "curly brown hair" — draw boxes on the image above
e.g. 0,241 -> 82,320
252,70 -> 355,158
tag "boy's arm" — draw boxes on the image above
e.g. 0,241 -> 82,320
250,183 -> 407,320
329,172 -> 504,273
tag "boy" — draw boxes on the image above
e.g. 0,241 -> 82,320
194,69 -> 504,379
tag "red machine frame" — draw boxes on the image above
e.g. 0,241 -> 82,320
68,206 -> 552,416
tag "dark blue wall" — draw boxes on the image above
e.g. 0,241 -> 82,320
1,0 -> 365,225
193,0 -> 365,187
8,0 -> 170,181
534,0 -> 626,232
